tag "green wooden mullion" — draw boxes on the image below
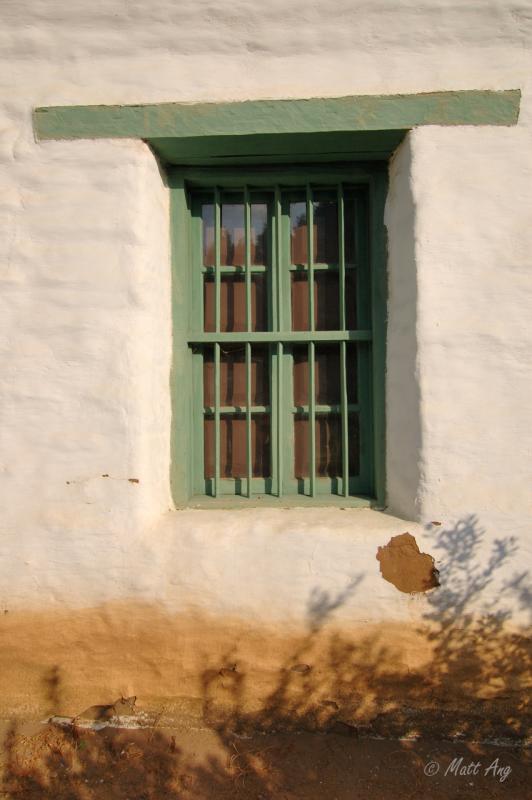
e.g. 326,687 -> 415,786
204,405 -> 269,414
338,185 -> 349,497
293,403 -> 359,414
340,340 -> 349,497
189,330 -> 372,344
307,184 -> 315,333
214,188 -> 221,334
202,265 -> 267,274
214,342 -> 221,497
275,186 -> 283,332
274,187 -> 283,496
246,341 -> 252,498
244,187 -> 252,332
288,263 -> 340,272
309,341 -> 316,497
338,184 -> 346,330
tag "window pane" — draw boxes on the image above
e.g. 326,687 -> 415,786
313,194 -> 338,263
293,345 -> 339,406
294,413 -> 360,479
221,201 -> 245,266
203,345 -> 269,407
344,194 -> 357,265
204,415 -> 270,478
345,269 -> 358,330
204,274 -> 267,332
202,203 -> 215,266
291,272 -> 309,331
291,272 -> 340,331
290,201 -> 307,264
346,345 -> 358,404
251,202 -> 268,265
348,412 -> 360,476
315,272 -> 340,330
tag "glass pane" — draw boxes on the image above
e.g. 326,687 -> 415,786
221,201 -> 245,266
251,202 -> 268,265
294,413 -> 359,478
345,270 -> 358,330
344,194 -> 357,265
202,203 -> 215,266
292,346 -> 308,406
291,272 -> 340,331
346,346 -> 358,404
291,272 -> 309,331
204,415 -> 271,478
316,345 -> 340,404
290,201 -> 307,264
313,194 -> 338,263
293,345 -> 337,406
204,274 -> 267,332
203,345 -> 269,407
315,272 -> 340,330
348,412 -> 360,476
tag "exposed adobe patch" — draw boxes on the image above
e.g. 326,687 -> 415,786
376,532 -> 439,593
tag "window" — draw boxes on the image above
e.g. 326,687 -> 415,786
171,166 -> 386,506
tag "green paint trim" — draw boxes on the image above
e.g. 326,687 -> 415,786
34,91 -> 520,144
171,165 -> 386,506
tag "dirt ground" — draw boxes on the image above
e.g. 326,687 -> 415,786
1,720 -> 529,800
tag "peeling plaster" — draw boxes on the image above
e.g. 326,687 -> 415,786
376,533 -> 439,594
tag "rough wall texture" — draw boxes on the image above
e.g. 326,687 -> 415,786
0,0 -> 531,732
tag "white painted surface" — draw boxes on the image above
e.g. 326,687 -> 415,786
0,1 -> 531,628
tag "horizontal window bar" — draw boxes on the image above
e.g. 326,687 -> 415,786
288,263 -> 358,272
202,265 -> 268,274
190,330 -> 372,344
292,404 -> 360,414
204,405 -> 269,415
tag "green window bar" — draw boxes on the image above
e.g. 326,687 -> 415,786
190,180 -> 376,501
244,187 -> 252,498
275,186 -> 283,498
338,184 -> 349,497
214,187 -> 221,499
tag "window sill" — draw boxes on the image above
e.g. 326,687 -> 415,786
177,494 -> 380,511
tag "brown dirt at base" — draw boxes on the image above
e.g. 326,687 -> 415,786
1,721 -> 529,800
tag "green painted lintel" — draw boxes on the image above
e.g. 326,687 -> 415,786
34,90 -> 520,144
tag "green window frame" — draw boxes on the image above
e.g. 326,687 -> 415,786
169,164 -> 387,508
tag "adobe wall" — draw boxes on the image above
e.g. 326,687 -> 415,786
1,0 -> 530,733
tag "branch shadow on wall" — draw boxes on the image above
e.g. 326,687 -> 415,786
2,515 -> 530,799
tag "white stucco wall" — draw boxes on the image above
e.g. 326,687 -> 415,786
1,0 -> 531,649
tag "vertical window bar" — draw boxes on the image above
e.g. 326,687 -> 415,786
340,340 -> 349,497
214,341 -> 221,497
275,186 -> 282,331
309,340 -> 316,497
244,187 -> 252,332
274,186 -> 283,497
246,341 -> 252,498
214,187 -> 221,333
338,185 -> 349,497
338,184 -> 346,330
306,184 -> 314,332
244,188 -> 252,498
